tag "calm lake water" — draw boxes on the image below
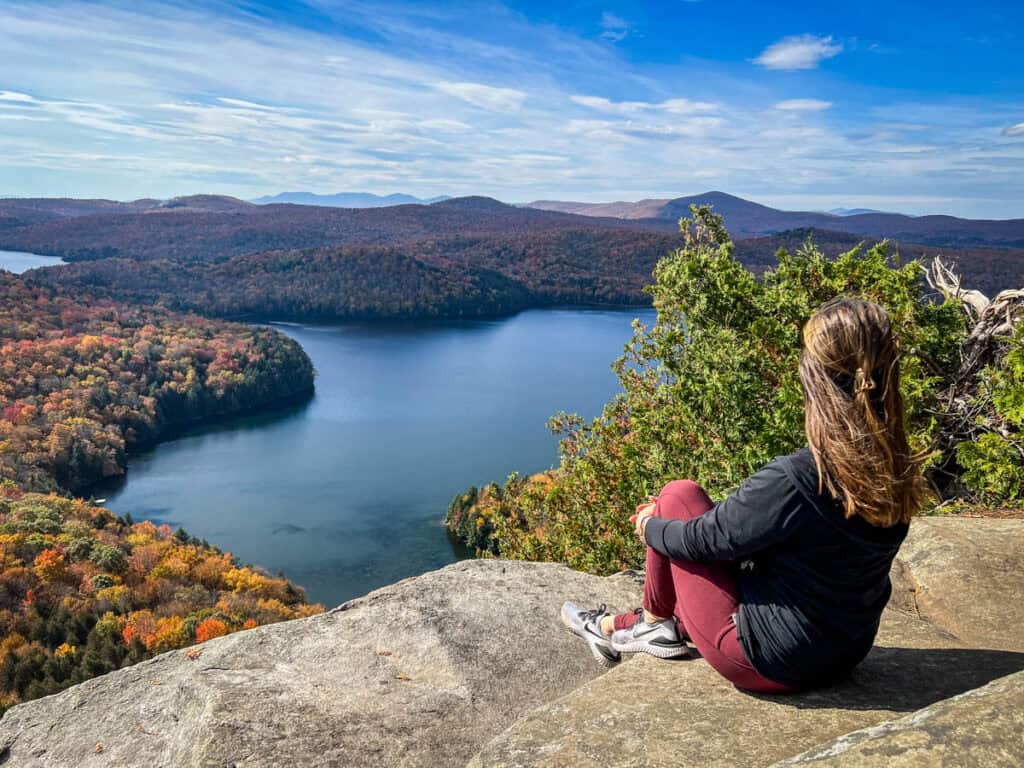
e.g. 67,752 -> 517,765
0,250 -> 65,273
98,309 -> 655,607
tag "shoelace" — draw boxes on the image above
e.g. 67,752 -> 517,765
581,603 -> 608,623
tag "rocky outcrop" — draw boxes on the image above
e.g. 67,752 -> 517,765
1,517 -> 1022,767
469,515 -> 1024,768
774,670 -> 1024,767
888,517 -> 1024,651
0,561 -> 643,768
467,607 -> 1024,767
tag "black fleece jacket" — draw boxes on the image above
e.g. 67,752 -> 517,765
642,448 -> 908,689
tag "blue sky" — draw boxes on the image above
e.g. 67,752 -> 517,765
0,0 -> 1021,217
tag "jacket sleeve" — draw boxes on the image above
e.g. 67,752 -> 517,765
642,459 -> 806,562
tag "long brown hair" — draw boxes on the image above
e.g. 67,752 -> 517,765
799,298 -> 925,526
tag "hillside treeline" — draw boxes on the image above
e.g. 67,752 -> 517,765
27,224 -> 1022,323
0,487 -> 322,713
0,197 -> 670,264
0,271 -> 322,711
19,224 -> 1024,324
27,230 -> 681,321
0,273 -> 314,492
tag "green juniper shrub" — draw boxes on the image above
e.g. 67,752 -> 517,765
957,325 -> 1024,503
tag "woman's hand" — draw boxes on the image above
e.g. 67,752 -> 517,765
629,497 -> 657,544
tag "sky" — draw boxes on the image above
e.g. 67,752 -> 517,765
0,0 -> 1022,217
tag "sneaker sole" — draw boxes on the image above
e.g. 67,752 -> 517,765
611,639 -> 691,659
560,605 -> 620,668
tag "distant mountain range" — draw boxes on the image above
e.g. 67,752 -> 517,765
526,192 -> 1024,248
829,208 -> 886,216
0,195 -> 256,228
3,191 -> 1023,319
2,191 -> 1023,258
0,192 -> 454,226
0,195 -> 668,263
250,192 -> 450,207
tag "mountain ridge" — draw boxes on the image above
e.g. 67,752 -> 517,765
5,191 -> 1022,249
0,195 -> 675,263
527,191 -> 1024,247
251,191 -> 451,207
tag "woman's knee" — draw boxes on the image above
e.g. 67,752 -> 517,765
656,480 -> 713,518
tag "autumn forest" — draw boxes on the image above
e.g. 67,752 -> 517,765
0,271 -> 318,710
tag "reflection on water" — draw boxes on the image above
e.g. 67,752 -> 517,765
97,308 -> 655,607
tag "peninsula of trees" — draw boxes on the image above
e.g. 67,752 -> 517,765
0,271 -> 320,711
0,273 -> 314,493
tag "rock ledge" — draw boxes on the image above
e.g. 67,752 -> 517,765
1,517 -> 1022,767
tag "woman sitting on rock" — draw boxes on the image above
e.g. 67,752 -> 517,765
562,298 -> 926,693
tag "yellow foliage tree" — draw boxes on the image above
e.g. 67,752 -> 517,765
150,616 -> 187,653
33,548 -> 66,583
54,642 -> 76,659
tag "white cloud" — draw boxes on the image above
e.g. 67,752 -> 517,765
510,153 -> 570,164
1003,123 -> 1024,137
659,98 -> 718,114
0,91 -> 38,103
570,95 -> 717,114
754,35 -> 843,70
0,91 -> 170,140
774,99 -> 833,111
434,81 -> 527,111
217,98 -> 282,112
599,12 -> 632,42
418,118 -> 472,133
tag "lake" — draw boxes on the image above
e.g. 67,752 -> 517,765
97,308 -> 655,607
0,250 -> 65,273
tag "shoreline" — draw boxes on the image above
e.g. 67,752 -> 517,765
78,383 -> 316,500
218,300 -> 656,327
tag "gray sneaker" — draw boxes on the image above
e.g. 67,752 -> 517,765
610,614 -> 690,659
560,602 -> 620,667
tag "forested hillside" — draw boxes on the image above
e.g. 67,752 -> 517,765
0,271 -> 322,711
4,194 -> 1022,321
0,196 -> 671,263
0,487 -> 322,712
0,273 -> 315,492
27,229 -> 681,320
24,227 -> 1023,321
529,191 -> 1024,248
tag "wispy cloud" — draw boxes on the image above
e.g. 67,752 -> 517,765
0,91 -> 37,104
434,82 -> 527,111
570,95 -> 718,114
0,89 -> 170,140
1003,123 -> 1024,137
774,99 -> 833,111
599,12 -> 632,42
754,35 -> 843,70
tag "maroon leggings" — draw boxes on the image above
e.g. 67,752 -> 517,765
615,480 -> 793,694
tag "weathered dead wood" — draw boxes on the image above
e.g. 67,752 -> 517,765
927,256 -> 1024,385
925,257 -> 1024,494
